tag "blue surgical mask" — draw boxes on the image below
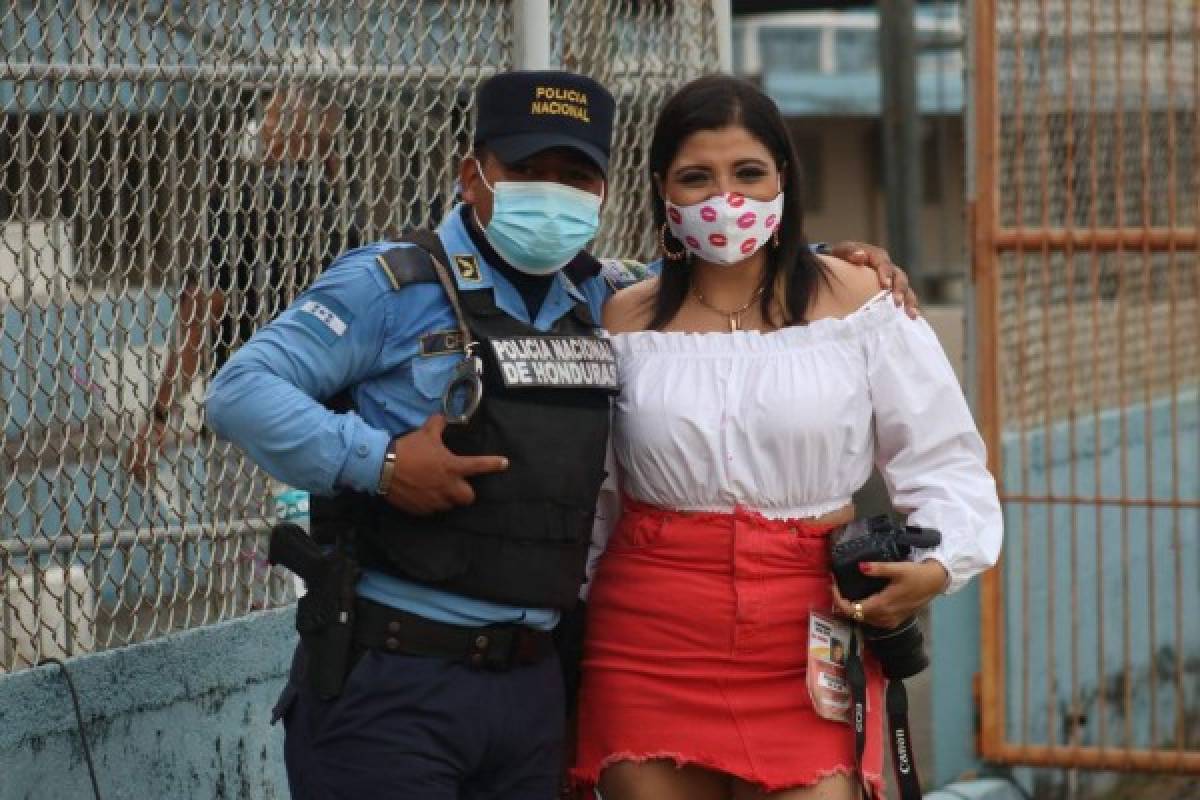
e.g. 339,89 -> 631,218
475,166 -> 603,275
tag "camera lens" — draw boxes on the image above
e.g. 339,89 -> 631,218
862,616 -> 929,681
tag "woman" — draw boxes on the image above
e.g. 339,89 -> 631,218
573,76 -> 1003,800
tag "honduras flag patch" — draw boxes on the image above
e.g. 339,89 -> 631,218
297,294 -> 353,345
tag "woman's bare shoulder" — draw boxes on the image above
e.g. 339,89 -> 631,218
811,254 -> 884,319
603,276 -> 659,333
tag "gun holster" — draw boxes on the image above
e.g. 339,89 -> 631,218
269,523 -> 362,700
295,554 -> 360,700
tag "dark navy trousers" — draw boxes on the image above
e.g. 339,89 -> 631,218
275,643 -> 565,799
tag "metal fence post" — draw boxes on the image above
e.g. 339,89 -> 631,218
880,0 -> 924,286
514,0 -> 551,70
712,0 -> 733,74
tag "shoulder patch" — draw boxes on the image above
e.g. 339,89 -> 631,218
375,245 -> 437,290
297,293 -> 354,345
598,258 -> 650,291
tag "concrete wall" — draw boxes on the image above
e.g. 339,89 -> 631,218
788,115 -> 969,300
0,608 -> 293,800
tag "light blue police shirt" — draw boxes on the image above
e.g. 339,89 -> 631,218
205,205 -> 616,630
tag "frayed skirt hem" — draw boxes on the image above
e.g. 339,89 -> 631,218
570,751 -> 886,800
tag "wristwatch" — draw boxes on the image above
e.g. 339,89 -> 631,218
377,447 -> 397,496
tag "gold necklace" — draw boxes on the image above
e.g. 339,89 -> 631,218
691,283 -> 765,332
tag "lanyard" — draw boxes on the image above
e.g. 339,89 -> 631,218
846,630 -> 924,800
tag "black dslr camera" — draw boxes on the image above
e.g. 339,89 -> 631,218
830,515 -> 942,681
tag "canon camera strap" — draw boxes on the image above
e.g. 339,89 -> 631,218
846,630 -> 923,800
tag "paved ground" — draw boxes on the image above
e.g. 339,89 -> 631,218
1093,775 -> 1200,800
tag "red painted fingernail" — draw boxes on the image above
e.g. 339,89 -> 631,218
859,563 -> 873,574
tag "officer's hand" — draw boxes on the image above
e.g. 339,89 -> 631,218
382,414 -> 509,514
830,559 -> 948,630
830,241 -> 920,319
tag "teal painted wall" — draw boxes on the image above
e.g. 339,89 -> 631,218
931,390 -> 1200,788
931,573 -> 984,786
1000,391 -> 1200,751
0,608 -> 293,800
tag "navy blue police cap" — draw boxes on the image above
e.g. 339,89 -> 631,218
474,70 -> 615,175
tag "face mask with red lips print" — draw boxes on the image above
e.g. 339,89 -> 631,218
665,189 -> 784,265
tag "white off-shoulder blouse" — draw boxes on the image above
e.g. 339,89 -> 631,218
603,291 -> 1003,594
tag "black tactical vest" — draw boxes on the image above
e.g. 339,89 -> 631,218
310,232 -> 616,610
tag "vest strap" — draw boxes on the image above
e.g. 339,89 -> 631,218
398,230 -> 476,360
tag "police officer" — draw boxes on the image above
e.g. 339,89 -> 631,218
206,70 -> 914,799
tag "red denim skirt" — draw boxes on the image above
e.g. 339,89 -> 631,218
572,499 -> 885,798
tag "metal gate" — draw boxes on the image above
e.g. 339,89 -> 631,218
0,0 -> 718,673
970,0 -> 1200,772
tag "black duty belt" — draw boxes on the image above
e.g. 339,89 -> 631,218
353,598 -> 554,671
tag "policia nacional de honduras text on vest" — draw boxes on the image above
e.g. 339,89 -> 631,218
310,230 -> 617,611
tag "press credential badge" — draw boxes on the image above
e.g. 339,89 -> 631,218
807,610 -> 854,724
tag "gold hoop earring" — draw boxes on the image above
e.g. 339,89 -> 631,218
660,222 -> 687,261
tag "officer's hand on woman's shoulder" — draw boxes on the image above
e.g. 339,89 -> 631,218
830,241 -> 920,319
381,414 -> 509,515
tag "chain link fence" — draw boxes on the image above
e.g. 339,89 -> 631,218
550,0 -> 717,258
0,0 -> 717,673
974,0 -> 1200,774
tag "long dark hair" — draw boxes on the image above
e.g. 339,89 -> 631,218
647,75 -> 829,330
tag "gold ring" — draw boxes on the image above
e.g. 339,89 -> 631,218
852,602 -> 864,623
